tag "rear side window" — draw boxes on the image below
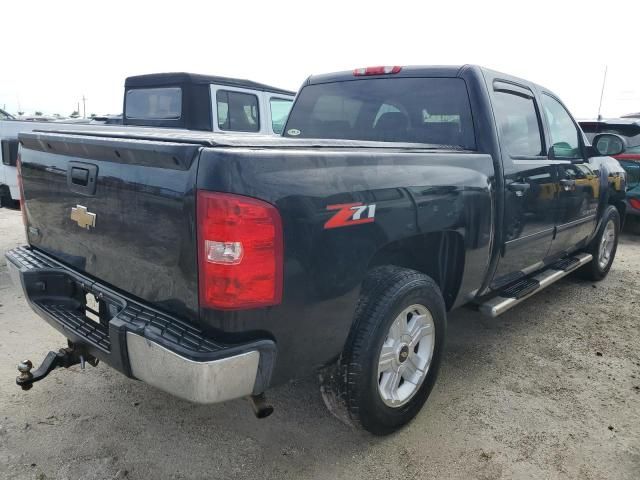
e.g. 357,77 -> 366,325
493,92 -> 542,157
541,94 -> 581,159
217,90 -> 260,132
270,98 -> 293,134
284,78 -> 476,149
125,88 -> 182,120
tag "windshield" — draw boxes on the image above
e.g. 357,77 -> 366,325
284,77 -> 475,149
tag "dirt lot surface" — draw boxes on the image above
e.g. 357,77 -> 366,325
0,206 -> 638,480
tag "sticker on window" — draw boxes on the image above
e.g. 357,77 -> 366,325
287,128 -> 301,136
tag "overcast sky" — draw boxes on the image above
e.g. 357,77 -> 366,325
1,0 -> 638,119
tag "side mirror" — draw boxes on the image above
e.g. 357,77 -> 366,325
592,133 -> 627,157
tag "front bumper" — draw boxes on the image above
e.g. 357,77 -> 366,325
5,246 -> 276,404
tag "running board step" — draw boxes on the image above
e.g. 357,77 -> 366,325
478,253 -> 593,318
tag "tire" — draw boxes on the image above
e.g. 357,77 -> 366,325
323,266 -> 446,435
579,205 -> 620,281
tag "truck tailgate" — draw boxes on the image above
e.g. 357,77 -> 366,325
18,131 -> 201,320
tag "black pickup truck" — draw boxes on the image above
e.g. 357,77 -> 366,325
6,65 -> 627,435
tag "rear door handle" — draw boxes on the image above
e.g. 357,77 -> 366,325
560,179 -> 575,191
508,182 -> 530,196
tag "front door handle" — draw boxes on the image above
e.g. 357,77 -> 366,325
560,179 -> 576,191
508,182 -> 530,197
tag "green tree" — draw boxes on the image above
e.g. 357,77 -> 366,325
34,111 -> 43,116
70,110 -> 79,118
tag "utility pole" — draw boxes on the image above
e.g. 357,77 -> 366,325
597,66 -> 608,121
82,95 -> 87,119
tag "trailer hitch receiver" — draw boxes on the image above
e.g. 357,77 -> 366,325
16,345 -> 98,391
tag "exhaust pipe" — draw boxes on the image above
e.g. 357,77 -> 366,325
248,393 -> 274,419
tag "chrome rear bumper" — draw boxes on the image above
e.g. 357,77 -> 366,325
6,246 -> 276,404
126,333 -> 261,404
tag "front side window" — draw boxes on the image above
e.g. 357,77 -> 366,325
125,88 -> 182,120
493,91 -> 542,157
217,90 -> 260,132
284,78 -> 476,149
269,98 -> 293,134
542,94 -> 582,159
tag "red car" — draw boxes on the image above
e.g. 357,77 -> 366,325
580,118 -> 640,222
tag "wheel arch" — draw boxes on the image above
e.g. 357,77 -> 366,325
365,230 -> 465,310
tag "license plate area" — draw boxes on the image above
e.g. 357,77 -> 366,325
85,292 -> 101,324
22,270 -> 125,329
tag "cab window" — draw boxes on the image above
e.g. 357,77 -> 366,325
541,94 -> 582,159
217,90 -> 260,132
125,88 -> 182,120
493,91 -> 543,157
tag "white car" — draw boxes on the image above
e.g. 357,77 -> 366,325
123,72 -> 295,135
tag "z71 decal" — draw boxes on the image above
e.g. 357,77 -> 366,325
324,203 -> 377,229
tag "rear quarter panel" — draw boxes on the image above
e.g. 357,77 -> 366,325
197,147 -> 495,382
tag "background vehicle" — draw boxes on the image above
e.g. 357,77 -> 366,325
7,65 -> 627,435
1,73 -> 295,205
1,120 -> 105,206
123,72 -> 296,134
580,118 -> 640,227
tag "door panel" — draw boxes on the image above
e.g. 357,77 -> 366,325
552,163 -> 598,254
541,94 -> 598,256
489,84 -> 560,287
493,163 -> 557,284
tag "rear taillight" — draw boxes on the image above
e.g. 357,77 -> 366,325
197,191 -> 283,310
353,66 -> 402,76
16,153 -> 26,227
629,198 -> 640,210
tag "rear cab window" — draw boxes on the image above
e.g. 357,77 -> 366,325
284,77 -> 476,149
125,87 -> 182,120
216,90 -> 260,132
269,97 -> 293,134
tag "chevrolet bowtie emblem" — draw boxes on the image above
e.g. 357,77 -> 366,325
70,205 -> 96,230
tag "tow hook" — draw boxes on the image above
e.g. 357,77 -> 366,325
248,393 -> 274,419
16,345 -> 99,391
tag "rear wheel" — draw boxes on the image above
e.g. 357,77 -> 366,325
321,266 -> 446,435
579,206 -> 620,281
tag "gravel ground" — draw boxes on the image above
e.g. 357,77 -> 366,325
0,206 -> 638,480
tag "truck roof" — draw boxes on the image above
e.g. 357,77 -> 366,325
304,64 -> 554,94
125,72 -> 296,96
306,65 -> 467,85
